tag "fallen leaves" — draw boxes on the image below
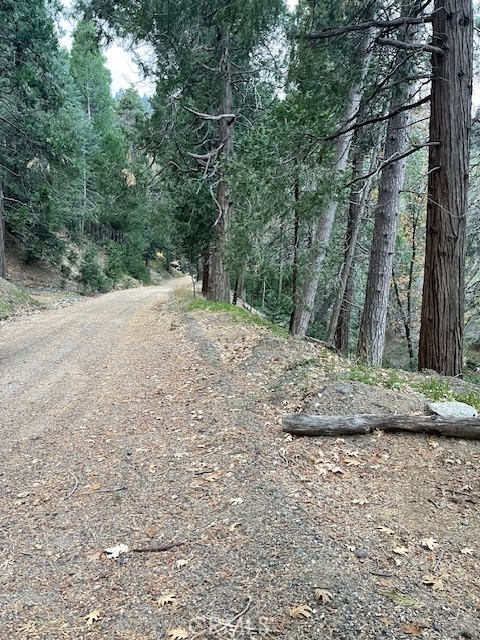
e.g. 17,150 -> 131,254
85,609 -> 101,625
420,537 -> 438,551
175,558 -> 188,569
166,627 -> 189,639
290,604 -> 314,619
422,575 -> 444,590
104,543 -> 129,559
314,588 -> 333,604
158,593 -> 177,606
392,546 -> 409,556
402,622 -> 427,637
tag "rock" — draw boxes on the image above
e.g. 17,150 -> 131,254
427,401 -> 478,419
355,548 -> 368,559
335,386 -> 351,396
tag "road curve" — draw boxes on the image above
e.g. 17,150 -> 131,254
0,281 -> 180,449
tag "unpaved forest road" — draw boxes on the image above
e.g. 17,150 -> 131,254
1,280 -> 479,640
1,283 -> 182,449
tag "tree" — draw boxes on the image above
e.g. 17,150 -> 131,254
82,0 -> 285,301
69,19 -> 117,238
0,0 -> 70,266
289,16 -> 376,337
356,8 -> 423,365
418,0 -> 473,375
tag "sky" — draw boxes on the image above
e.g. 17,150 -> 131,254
60,0 -> 299,96
59,0 -> 155,96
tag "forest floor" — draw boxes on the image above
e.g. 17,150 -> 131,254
1,278 -> 479,640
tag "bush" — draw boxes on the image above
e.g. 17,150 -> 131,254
105,242 -> 125,282
80,245 -> 109,292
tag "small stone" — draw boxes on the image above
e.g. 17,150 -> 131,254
336,386 -> 351,396
355,548 -> 368,559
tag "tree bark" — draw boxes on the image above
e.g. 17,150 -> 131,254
326,149 -> 365,349
289,171 -> 301,334
356,105 -> 410,364
289,26 -> 375,337
356,12 -> 419,365
0,187 -> 5,279
283,412 -> 480,439
207,31 -> 234,303
335,263 -> 354,355
418,0 -> 473,376
326,124 -> 383,348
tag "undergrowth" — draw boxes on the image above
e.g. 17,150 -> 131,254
343,364 -> 480,410
175,287 -> 287,336
187,297 -> 287,336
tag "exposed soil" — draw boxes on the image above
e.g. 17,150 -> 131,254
1,279 -> 479,640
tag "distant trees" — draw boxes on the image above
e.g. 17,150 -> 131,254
83,0 -> 285,301
2,0 -> 475,377
0,0 -> 67,268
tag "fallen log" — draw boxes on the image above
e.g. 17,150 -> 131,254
282,413 -> 480,439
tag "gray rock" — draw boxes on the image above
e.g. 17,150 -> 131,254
335,386 -> 351,395
427,401 -> 478,418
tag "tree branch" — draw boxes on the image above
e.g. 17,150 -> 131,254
184,106 -> 236,123
376,37 -> 443,54
344,142 -> 439,188
187,142 -> 225,163
307,15 -> 433,40
323,95 -> 431,143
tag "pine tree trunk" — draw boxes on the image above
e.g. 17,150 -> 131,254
335,262 -> 354,355
0,187 -> 5,279
327,126 -> 383,348
207,31 -> 234,303
356,106 -> 410,365
289,27 -> 375,337
289,173 -> 301,334
418,0 -> 473,376
356,12 -> 421,366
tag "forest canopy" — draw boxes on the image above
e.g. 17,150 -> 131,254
0,0 -> 478,377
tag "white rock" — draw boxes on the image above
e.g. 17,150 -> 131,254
427,401 -> 478,419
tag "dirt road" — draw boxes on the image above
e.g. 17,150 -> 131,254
1,283 -> 179,449
1,281 -> 479,639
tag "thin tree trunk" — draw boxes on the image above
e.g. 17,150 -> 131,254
392,204 -> 420,369
289,172 -> 301,334
326,150 -> 364,348
290,27 -> 375,337
207,31 -> 234,303
0,187 -> 5,279
418,0 -> 473,376
335,262 -> 354,355
327,124 -> 384,347
392,270 -> 415,365
356,13 -> 419,366
202,249 -> 210,295
356,110 -> 410,364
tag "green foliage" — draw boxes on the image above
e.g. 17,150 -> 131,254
80,245 -> 108,292
186,296 -> 287,336
104,242 -> 125,282
343,364 -> 480,409
0,278 -> 40,319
